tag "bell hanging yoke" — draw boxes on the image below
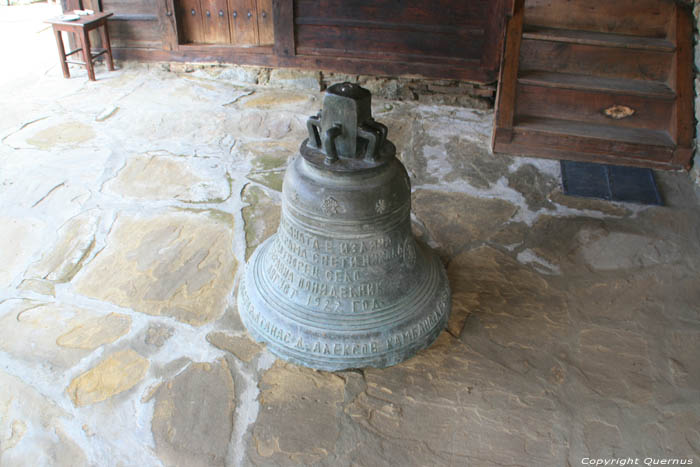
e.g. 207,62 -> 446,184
305,82 -> 389,167
238,82 -> 451,370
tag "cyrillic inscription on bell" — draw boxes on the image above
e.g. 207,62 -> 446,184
238,82 -> 451,370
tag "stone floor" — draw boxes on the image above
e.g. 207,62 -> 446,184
2,4 -> 700,467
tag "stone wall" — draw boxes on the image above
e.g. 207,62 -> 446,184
162,62 -> 496,110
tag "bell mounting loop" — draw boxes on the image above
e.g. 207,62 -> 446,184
302,82 -> 395,172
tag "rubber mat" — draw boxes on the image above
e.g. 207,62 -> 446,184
560,160 -> 663,205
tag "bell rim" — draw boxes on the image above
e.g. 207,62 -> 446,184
238,236 -> 451,370
241,301 -> 447,371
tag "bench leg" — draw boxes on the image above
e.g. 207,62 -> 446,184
53,28 -> 70,78
79,29 -> 96,81
99,23 -> 115,71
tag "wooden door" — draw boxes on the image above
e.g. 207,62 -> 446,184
228,0 -> 259,45
256,0 -> 273,45
201,0 -> 231,43
178,0 -> 206,44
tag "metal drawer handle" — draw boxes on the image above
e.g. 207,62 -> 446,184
232,11 -> 237,17
247,11 -> 252,18
206,10 -> 210,17
219,10 -> 224,17
191,9 -> 195,15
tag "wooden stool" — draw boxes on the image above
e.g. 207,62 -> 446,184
46,12 -> 114,81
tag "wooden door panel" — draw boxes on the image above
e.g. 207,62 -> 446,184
228,0 -> 259,45
256,0 -> 273,45
201,0 -> 231,43
178,0 -> 206,43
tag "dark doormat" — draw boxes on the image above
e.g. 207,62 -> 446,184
560,160 -> 663,206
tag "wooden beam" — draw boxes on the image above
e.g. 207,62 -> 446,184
111,46 -> 495,82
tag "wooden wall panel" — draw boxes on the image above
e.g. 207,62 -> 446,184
295,0 -> 487,28
295,25 -> 484,61
294,0 -> 492,70
102,0 -> 156,15
109,19 -> 162,48
272,0 -> 294,56
106,0 -> 510,84
101,0 -> 162,48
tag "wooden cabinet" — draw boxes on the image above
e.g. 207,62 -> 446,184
493,0 -> 694,170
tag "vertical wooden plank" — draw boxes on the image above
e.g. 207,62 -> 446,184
178,0 -> 206,44
201,0 -> 231,44
256,0 -> 274,45
272,0 -> 294,56
670,3 -> 694,167
158,0 -> 179,50
229,0 -> 259,45
492,0 -> 525,146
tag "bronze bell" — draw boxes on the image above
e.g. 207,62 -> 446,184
238,82 -> 451,370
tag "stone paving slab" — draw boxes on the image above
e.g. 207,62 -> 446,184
1,4 -> 700,466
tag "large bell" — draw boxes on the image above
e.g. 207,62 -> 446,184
238,82 -> 451,370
